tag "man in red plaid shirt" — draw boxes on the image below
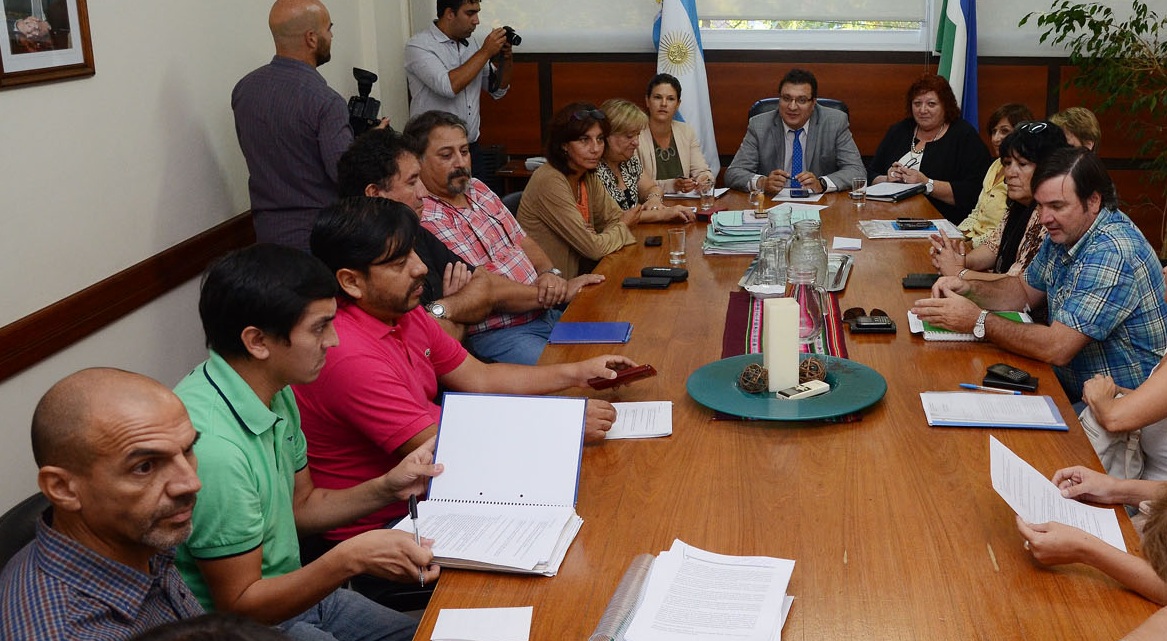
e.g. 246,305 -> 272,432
404,110 -> 603,364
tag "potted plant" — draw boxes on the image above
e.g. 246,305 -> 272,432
1021,1 -> 1166,251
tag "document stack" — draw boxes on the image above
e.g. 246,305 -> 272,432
590,540 -> 795,641
395,393 -> 587,576
702,210 -> 767,255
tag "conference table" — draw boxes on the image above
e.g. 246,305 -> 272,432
413,191 -> 1157,640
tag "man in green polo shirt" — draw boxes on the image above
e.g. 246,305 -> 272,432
174,244 -> 442,641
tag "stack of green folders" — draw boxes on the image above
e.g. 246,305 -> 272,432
702,208 -> 822,255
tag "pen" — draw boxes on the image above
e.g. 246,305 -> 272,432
959,383 -> 1021,395
408,494 -> 425,587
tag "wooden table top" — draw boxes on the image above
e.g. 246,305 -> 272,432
413,192 -> 1156,640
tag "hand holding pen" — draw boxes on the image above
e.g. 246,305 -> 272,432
410,494 -> 427,587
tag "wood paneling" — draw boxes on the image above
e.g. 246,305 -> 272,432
976,65 -> 1050,128
1058,67 -> 1144,159
1113,169 -> 1166,249
549,61 -> 657,115
0,213 -> 254,384
479,62 -> 543,155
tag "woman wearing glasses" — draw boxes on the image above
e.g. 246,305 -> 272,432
597,99 -> 694,223
517,102 -> 638,279
868,73 -> 991,223
930,121 -> 1068,281
637,73 -> 713,195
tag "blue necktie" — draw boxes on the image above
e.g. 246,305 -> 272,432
790,128 -> 804,188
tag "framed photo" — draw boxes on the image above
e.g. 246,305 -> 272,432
1,0 -> 93,88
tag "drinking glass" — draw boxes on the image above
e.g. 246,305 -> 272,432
853,177 -> 868,209
698,180 -> 716,213
668,228 -> 687,265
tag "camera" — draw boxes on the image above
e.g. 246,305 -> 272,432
501,25 -> 521,46
347,67 -> 381,136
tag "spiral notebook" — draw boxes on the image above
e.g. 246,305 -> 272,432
393,393 -> 586,576
907,311 -> 1032,341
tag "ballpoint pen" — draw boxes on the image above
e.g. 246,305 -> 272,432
408,494 -> 425,587
959,383 -> 1021,395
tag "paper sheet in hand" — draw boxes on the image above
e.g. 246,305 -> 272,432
920,392 -> 1067,431
625,539 -> 795,641
432,606 -> 532,641
989,436 -> 1125,551
606,402 -> 672,439
393,393 -> 587,575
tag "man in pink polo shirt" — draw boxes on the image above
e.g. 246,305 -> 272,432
294,196 -> 630,544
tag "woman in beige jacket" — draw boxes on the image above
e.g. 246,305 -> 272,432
637,73 -> 714,195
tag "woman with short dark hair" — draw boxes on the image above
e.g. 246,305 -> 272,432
516,102 -> 637,279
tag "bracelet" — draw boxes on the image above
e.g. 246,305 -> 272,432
958,268 -> 969,280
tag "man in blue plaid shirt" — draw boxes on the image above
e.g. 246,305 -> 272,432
913,147 -> 1167,402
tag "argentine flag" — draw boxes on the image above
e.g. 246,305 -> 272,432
936,0 -> 979,130
653,0 -> 720,177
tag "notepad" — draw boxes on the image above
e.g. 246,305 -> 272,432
605,402 -> 672,439
920,392 -> 1068,431
906,310 -> 1032,341
393,393 -> 587,575
548,322 -> 633,344
664,186 -> 730,199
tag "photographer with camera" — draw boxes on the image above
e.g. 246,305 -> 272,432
404,1 -> 516,179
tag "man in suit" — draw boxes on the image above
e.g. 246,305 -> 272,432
725,68 -> 865,195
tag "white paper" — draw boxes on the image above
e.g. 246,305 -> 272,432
429,394 -> 585,506
665,187 -> 730,199
920,393 -> 1062,425
606,402 -> 673,439
862,181 -> 924,197
775,188 -> 824,203
399,502 -> 577,570
625,540 -> 794,641
857,219 -> 963,239
831,237 -> 862,251
431,606 -> 532,641
989,436 -> 1126,551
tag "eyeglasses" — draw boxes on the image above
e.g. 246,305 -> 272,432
1015,121 -> 1049,134
779,95 -> 814,106
571,109 -> 607,121
842,307 -> 889,324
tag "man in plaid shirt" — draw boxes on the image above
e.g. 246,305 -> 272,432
404,110 -> 604,365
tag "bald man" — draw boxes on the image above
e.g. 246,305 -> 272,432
233,0 -> 352,251
0,368 -> 204,640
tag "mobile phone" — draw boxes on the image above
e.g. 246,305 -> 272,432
641,267 -> 689,282
622,277 -> 672,289
789,188 -> 810,198
987,363 -> 1032,383
893,218 -> 934,230
983,373 -> 1039,393
849,316 -> 896,334
776,379 -> 831,400
645,236 -> 663,247
588,364 -> 658,390
902,273 -> 940,289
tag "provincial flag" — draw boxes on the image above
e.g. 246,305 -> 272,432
936,0 -> 980,130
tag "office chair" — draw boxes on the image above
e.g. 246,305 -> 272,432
747,97 -> 850,119
0,493 -> 49,571
501,190 -> 523,214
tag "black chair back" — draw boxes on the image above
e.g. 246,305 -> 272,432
501,190 -> 523,214
0,493 -> 49,571
747,97 -> 850,120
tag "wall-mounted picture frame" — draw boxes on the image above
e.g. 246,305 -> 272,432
1,0 -> 93,88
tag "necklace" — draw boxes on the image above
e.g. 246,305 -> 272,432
911,124 -> 947,154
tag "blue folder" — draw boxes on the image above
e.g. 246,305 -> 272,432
548,322 -> 633,344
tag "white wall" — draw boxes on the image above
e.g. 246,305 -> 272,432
0,0 -> 411,512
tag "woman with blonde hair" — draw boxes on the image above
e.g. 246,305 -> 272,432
597,98 -> 693,223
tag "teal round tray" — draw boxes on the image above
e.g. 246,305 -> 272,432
686,353 -> 887,420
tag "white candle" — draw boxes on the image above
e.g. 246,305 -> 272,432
763,298 -> 800,392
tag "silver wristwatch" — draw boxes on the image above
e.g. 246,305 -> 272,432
426,302 -> 447,319
972,309 -> 990,339
542,268 -> 563,277
925,178 -> 935,195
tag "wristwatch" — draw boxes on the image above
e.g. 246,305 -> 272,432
818,177 -> 829,193
542,268 -> 563,277
426,302 -> 448,319
925,178 -> 935,195
972,309 -> 990,339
